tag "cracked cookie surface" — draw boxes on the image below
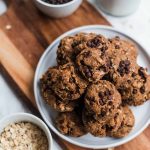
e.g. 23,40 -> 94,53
84,80 -> 121,116
43,63 -> 87,101
76,48 -> 110,82
40,76 -> 78,112
109,106 -> 135,138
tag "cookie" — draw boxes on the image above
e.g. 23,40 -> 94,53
43,63 -> 87,101
84,80 -> 121,116
76,48 -> 110,82
108,36 -> 138,60
40,77 -> 77,112
75,34 -> 110,54
117,66 -> 150,106
57,33 -> 87,65
82,108 -> 107,137
109,106 -> 135,138
56,111 -> 87,137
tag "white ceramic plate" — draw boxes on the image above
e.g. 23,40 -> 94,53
34,25 -> 150,149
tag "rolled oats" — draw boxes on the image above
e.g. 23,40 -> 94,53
0,122 -> 48,150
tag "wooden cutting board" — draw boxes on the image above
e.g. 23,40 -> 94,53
0,0 -> 150,150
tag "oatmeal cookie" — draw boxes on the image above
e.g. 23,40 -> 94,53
108,36 -> 138,59
56,111 -> 87,137
109,106 -> 135,138
84,80 -> 121,116
76,48 -> 110,82
117,66 -> 150,106
75,34 -> 110,56
57,33 -> 87,65
43,63 -> 87,101
40,77 -> 77,112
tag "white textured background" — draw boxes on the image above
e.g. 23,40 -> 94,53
0,0 -> 150,149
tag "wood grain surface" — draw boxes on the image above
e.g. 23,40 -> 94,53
0,0 -> 150,150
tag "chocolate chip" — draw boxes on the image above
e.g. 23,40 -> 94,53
87,37 -> 101,48
85,69 -> 92,77
118,86 -> 125,95
108,39 -> 112,43
132,72 -> 136,77
140,86 -> 145,94
115,44 -> 120,49
83,51 -> 91,58
117,60 -> 131,76
101,45 -> 108,53
132,89 -> 137,94
138,67 -> 147,83
106,125 -> 113,131
102,73 -> 113,82
102,125 -> 106,129
101,110 -> 106,117
115,36 -> 120,39
71,40 -> 81,48
127,80 -> 131,83
99,99 -> 105,105
108,101 -> 113,105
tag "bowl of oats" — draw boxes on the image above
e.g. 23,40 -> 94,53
0,113 -> 52,150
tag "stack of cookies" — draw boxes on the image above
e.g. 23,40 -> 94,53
40,33 -> 150,138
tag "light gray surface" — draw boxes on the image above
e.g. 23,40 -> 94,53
0,0 -> 150,149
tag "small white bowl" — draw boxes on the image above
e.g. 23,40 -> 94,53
33,0 -> 83,18
0,113 -> 52,150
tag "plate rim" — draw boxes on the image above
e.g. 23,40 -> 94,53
34,25 -> 150,149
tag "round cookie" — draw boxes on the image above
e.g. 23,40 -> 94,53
57,33 -> 87,65
57,32 -> 96,65
109,106 -> 135,138
40,77 -> 77,112
75,34 -> 111,56
76,48 -> 110,82
56,111 -> 87,137
117,66 -> 150,106
108,36 -> 138,59
82,109 -> 107,137
44,63 -> 87,101
84,80 -> 121,116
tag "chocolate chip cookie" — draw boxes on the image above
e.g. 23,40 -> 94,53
117,66 -> 150,106
57,33 -> 87,65
84,80 -> 121,116
109,106 -> 135,138
108,36 -> 138,60
40,77 -> 77,112
56,111 -> 87,137
76,48 -> 110,82
75,34 -> 110,55
43,63 -> 87,101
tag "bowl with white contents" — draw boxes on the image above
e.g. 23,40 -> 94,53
33,0 -> 83,18
0,113 -> 52,150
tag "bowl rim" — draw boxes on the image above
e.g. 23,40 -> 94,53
34,25 -> 150,149
0,113 -> 53,150
36,0 -> 80,8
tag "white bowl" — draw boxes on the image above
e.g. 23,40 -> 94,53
0,113 -> 53,150
33,0 -> 83,18
34,25 -> 150,149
